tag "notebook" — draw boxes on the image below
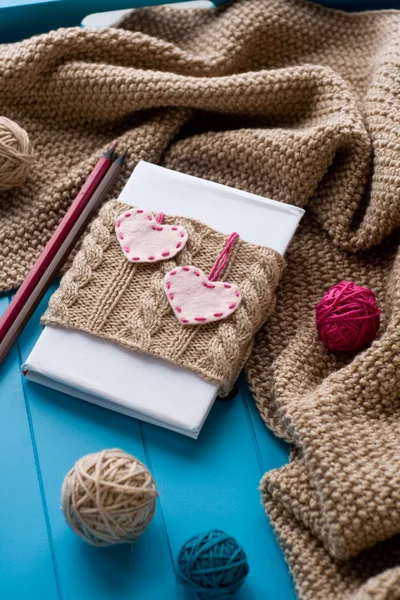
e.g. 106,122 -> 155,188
22,161 -> 304,438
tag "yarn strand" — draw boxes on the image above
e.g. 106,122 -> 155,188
62,449 -> 158,546
208,233 -> 239,282
177,530 -> 249,599
0,116 -> 34,190
315,281 -> 380,352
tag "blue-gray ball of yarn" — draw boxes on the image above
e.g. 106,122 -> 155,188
177,530 -> 249,599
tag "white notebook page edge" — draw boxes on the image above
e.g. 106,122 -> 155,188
23,327 -> 215,436
24,372 -> 201,439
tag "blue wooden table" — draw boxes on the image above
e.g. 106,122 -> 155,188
5,1 -> 395,595
0,288 -> 295,599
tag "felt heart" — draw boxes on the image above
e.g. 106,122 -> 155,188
115,208 -> 188,263
164,266 -> 241,325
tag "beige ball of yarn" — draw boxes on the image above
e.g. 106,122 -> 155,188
0,116 -> 35,191
61,449 -> 158,546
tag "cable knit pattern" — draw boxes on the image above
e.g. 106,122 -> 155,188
42,200 -> 284,395
46,201 -> 115,323
197,247 -> 280,395
119,219 -> 205,350
2,1 -> 400,596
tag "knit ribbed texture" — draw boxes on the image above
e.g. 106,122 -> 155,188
42,200 -> 283,395
1,0 -> 400,597
251,231 -> 400,599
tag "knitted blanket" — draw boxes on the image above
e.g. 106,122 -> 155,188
1,0 -> 400,597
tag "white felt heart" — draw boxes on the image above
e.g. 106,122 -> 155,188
115,208 -> 188,263
164,266 -> 241,325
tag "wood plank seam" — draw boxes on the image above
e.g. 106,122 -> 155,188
15,313 -> 63,600
137,421 -> 184,599
239,378 -> 267,475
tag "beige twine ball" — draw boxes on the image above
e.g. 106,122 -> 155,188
0,116 -> 35,191
61,449 -> 158,546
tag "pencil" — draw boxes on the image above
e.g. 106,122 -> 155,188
0,142 -> 116,342
0,152 -> 125,367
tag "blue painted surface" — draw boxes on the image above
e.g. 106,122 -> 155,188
0,295 -> 58,599
0,288 -> 296,599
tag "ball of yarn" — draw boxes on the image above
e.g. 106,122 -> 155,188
315,281 -> 380,352
0,116 -> 34,191
177,530 -> 249,599
61,449 -> 158,546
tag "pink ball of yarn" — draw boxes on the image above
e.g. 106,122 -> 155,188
315,281 -> 380,353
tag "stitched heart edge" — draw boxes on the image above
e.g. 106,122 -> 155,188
164,266 -> 241,325
115,208 -> 188,263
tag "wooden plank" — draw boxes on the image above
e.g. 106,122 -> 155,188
140,377 -> 296,600
17,285 -> 295,599
0,294 -> 59,600
240,376 -> 289,472
17,289 -> 180,600
240,378 -> 296,599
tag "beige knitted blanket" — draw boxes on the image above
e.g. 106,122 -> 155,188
1,0 -> 400,597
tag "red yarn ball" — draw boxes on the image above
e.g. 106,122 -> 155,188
315,281 -> 380,353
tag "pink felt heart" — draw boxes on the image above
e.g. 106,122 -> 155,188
115,208 -> 188,263
164,266 -> 241,325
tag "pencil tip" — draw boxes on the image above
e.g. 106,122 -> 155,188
104,141 -> 118,160
115,151 -> 127,166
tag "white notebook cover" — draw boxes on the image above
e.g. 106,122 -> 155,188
23,162 -> 304,438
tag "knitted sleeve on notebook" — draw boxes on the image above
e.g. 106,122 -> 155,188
42,200 -> 284,395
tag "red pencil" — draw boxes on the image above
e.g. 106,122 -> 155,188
0,143 -> 116,342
